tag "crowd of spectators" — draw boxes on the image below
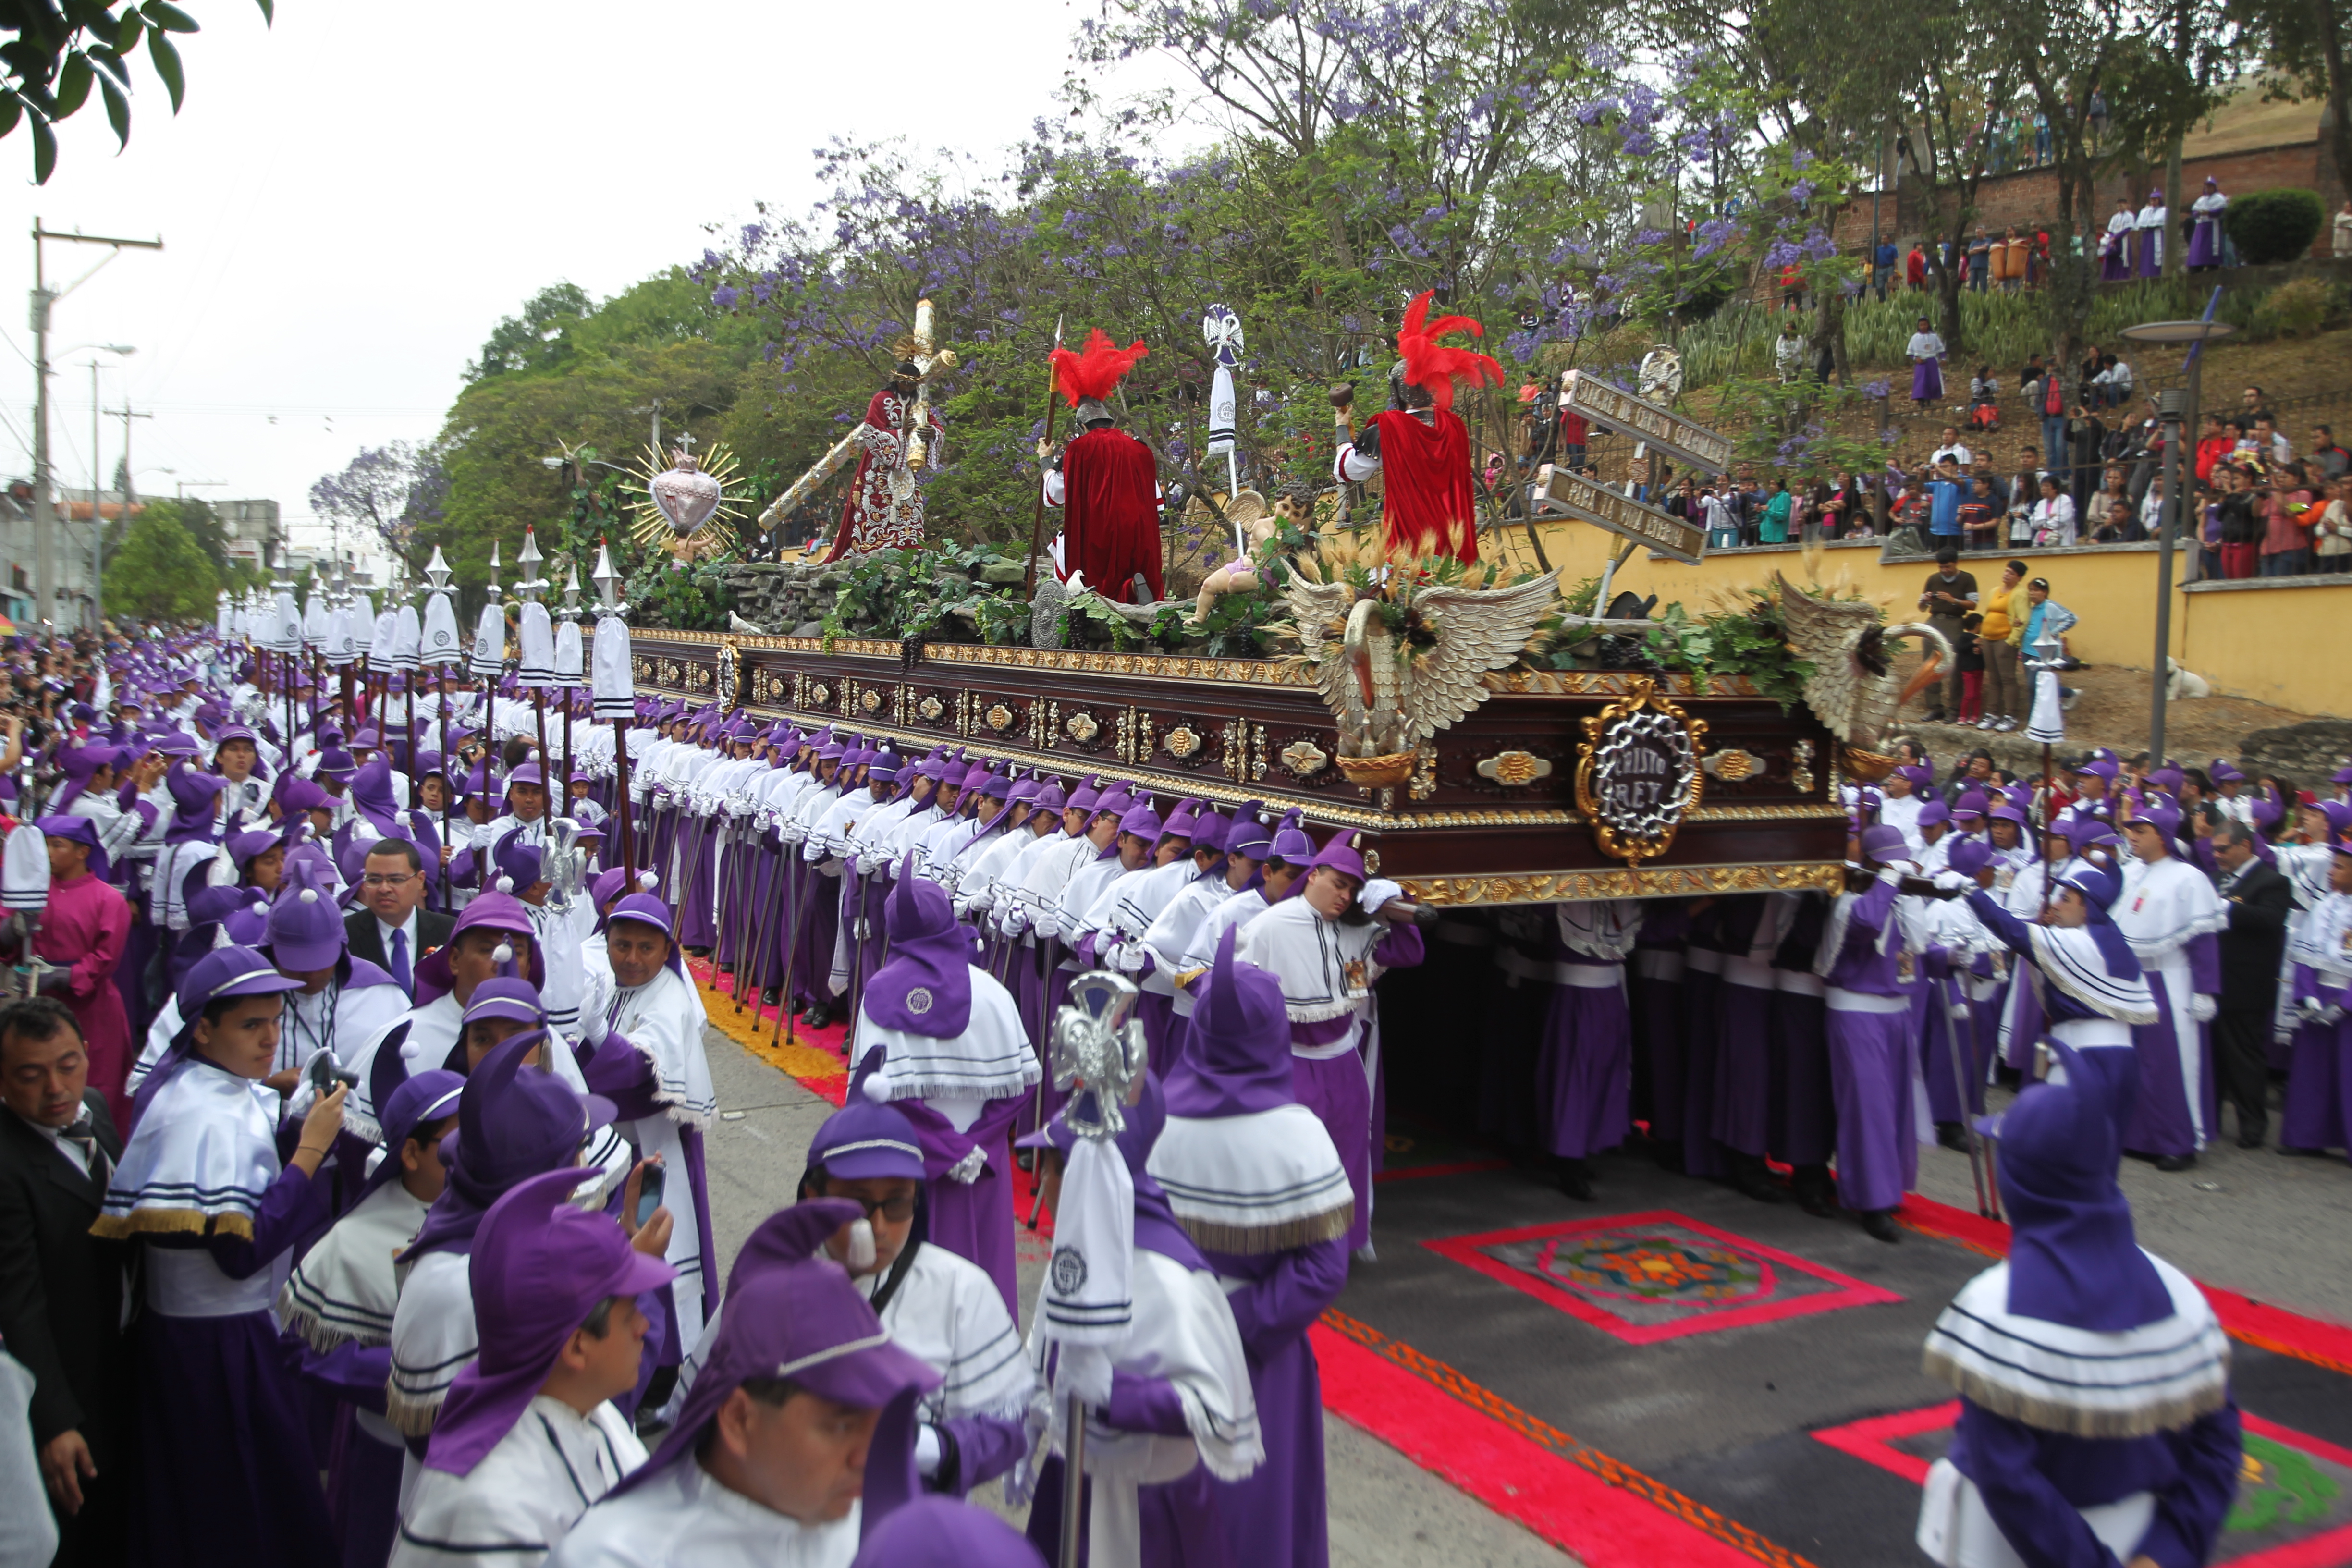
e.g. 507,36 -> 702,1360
1641,368 -> 2352,586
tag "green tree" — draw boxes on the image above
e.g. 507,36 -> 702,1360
102,504 -> 218,620
466,282 -> 593,381
0,1 -> 270,184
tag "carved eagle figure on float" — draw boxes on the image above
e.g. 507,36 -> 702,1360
1283,571 -> 1560,760
1772,573 -> 1952,762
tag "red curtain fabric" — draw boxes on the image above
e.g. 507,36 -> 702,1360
1370,409 -> 1479,564
1061,429 -> 1165,603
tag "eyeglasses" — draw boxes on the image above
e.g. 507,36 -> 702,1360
361,872 -> 418,888
839,1190 -> 917,1223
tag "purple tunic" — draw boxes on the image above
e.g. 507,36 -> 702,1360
133,1166 -> 339,1568
1950,1396 -> 2242,1568
1822,877 -> 1919,1212
900,1095 -> 1027,1318
2282,965 -> 2352,1152
1538,963 -> 1631,1160
1200,1240 -> 1348,1568
1677,906 -> 1730,1178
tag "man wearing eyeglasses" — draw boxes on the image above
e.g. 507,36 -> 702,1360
346,840 -> 456,1001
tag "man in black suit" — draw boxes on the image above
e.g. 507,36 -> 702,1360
343,838 -> 454,1000
0,996 -> 130,1565
2211,820 -> 2293,1148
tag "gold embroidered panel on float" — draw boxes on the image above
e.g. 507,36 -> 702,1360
626,630 -> 1845,905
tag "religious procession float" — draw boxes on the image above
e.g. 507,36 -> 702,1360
616,296 -> 1951,909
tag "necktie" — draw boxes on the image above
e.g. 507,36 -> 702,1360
60,1116 -> 109,1189
390,926 -> 412,997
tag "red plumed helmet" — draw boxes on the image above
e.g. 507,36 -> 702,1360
1050,329 -> 1150,407
1394,290 -> 1504,412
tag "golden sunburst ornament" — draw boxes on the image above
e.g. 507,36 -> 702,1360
626,436 -> 755,563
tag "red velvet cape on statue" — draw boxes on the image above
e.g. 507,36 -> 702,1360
1060,427 -> 1165,602
1365,407 -> 1479,564
1047,329 -> 1165,604
818,387 -> 938,562
1372,289 -> 1505,566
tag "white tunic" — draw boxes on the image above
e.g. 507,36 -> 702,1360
546,1455 -> 861,1568
393,1396 -> 645,1568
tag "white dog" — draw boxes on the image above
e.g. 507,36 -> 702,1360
2166,658 -> 2212,700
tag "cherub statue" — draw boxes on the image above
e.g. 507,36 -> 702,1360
1190,490 -> 1303,624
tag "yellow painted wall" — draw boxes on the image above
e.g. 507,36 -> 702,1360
1464,521 -> 2351,717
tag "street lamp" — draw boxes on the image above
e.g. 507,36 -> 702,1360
2119,309 -> 2236,768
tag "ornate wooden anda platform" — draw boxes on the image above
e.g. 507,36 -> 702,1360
629,629 -> 1847,907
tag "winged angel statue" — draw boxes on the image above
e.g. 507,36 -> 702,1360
1284,566 -> 1560,786
1772,574 -> 1953,777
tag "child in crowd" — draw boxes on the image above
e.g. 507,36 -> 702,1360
1955,612 -> 1987,724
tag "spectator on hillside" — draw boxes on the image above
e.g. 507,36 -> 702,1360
1873,239 -> 1898,299
2032,475 -> 2078,546
2037,361 -> 2069,477
2250,416 -> 2291,465
1953,612 -> 1987,723
2310,425 -> 2349,478
1907,244 -> 1928,290
1909,317 -> 1947,407
2091,353 -> 2132,409
2194,482 -> 2225,579
1968,368 -> 2000,430
2240,385 -> 2275,426
2335,200 -> 2352,258
1775,321 -> 1806,383
1759,478 -> 1794,545
1929,458 -> 1968,544
1701,484 -> 1739,550
1918,548 -> 1979,723
2020,353 -> 2047,407
2259,464 -> 2319,576
2067,405 -> 2107,513
1958,475 -> 2000,553
2217,464 -> 2263,578
1931,426 -> 1974,468
2089,500 -> 2139,544
2313,475 -> 2352,572
2033,109 -> 2051,163
1966,228 -> 1993,291
1978,560 -> 2029,732
2195,413 -> 2234,484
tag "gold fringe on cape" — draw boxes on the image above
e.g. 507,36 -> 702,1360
88,1208 -> 256,1243
1921,1344 -> 2232,1441
383,1385 -> 444,1440
1174,1201 -> 1355,1257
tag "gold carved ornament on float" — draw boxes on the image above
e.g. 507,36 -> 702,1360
1573,677 -> 1707,866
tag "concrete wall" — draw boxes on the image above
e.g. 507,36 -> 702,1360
1475,522 -> 2352,717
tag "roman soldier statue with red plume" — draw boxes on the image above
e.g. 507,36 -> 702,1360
1039,329 -> 1165,604
1333,290 -> 1504,564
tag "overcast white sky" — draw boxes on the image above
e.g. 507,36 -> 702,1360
0,0 -> 1173,568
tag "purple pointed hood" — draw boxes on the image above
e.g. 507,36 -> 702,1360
264,857 -> 349,971
1987,1045 -> 2172,1331
612,1225 -> 938,1500
864,858 -> 970,1037
1164,924 -> 1293,1118
402,1031 -> 615,1262
423,1167 -> 675,1477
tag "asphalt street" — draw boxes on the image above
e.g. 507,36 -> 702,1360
695,1017 -> 2352,1566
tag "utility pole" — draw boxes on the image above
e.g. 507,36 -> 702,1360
30,221 -> 162,629
111,404 -> 152,505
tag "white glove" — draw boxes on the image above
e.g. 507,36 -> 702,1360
1359,877 -> 1404,914
1112,940 -> 1150,974
1932,870 -> 1969,893
945,1144 -> 989,1184
2298,995 -> 2330,1023
1875,864 -> 1907,885
915,1423 -> 943,1478
2187,993 -> 2217,1024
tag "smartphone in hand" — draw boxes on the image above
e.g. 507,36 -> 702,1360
634,1162 -> 667,1228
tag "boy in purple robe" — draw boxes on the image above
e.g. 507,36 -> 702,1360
1151,927 -> 1354,1568
1915,1046 -> 2239,1567
1231,831 -> 1423,1260
394,1168 -> 674,1566
1539,899 -> 1642,1201
94,947 -> 349,1568
1815,826 -> 1930,1242
851,859 -> 1041,1315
